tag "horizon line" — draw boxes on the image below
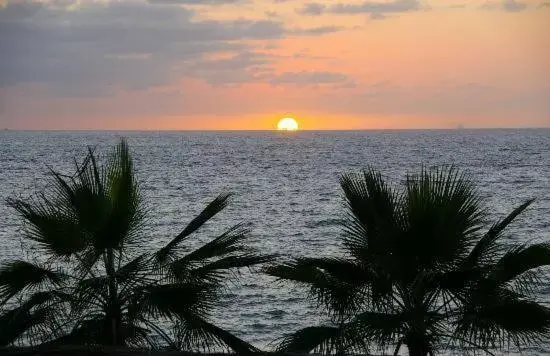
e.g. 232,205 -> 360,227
2,127 -> 550,132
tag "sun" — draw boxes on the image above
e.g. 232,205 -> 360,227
277,117 -> 299,131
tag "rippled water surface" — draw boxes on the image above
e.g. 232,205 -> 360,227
1,130 -> 549,353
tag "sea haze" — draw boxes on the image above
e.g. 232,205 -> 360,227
1,129 -> 549,353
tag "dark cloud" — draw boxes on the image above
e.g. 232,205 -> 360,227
479,0 -> 528,12
0,0 -> 335,95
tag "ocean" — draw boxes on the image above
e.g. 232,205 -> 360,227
1,129 -> 549,353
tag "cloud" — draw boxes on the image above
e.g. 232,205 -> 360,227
147,0 -> 242,5
291,25 -> 343,35
188,51 -> 274,85
296,2 -> 326,15
331,0 -> 420,15
295,0 -> 420,17
1,0 -> 342,95
369,11 -> 387,19
270,71 -> 352,86
479,0 -> 528,12
0,0 -> 43,21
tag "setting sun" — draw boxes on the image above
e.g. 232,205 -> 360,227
277,117 -> 299,131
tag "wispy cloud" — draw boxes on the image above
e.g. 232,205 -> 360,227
270,71 -> 352,86
296,0 -> 421,17
479,0 -> 528,12
147,0 -> 243,4
296,2 -> 326,15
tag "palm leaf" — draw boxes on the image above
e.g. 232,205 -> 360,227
402,166 -> 484,271
156,194 -> 232,263
340,169 -> 401,258
489,243 -> 550,285
455,295 -> 550,348
189,253 -> 274,283
0,261 -> 65,303
6,198 -> 87,257
136,282 -> 217,321
0,291 -> 67,346
266,257 -> 371,318
167,224 -> 250,279
276,326 -> 357,354
465,200 -> 534,267
349,310 -> 406,347
175,313 -> 259,354
103,139 -> 145,250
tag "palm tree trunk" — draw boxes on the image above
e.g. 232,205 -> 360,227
407,344 -> 429,356
106,248 -> 121,345
405,333 -> 431,356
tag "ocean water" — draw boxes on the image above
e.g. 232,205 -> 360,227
0,129 -> 549,353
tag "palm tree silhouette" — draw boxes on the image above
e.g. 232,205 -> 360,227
0,139 -> 271,352
267,167 -> 550,356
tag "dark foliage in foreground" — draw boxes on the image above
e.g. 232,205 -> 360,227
0,139 -> 271,352
1,347 -> 303,356
267,167 -> 550,356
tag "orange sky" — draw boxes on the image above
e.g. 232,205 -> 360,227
0,0 -> 549,129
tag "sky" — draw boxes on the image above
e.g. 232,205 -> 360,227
0,0 -> 549,130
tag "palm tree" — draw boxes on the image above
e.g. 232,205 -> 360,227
266,167 -> 550,355
0,139 -> 270,352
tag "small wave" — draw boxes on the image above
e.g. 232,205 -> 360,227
305,218 -> 345,228
266,309 -> 286,318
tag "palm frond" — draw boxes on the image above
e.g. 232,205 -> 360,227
0,261 -> 65,303
6,198 -> 87,257
156,193 -> 232,263
266,257 -> 371,318
189,253 -> 274,283
174,314 -> 259,354
102,139 -> 146,250
340,169 -> 401,258
348,310 -> 406,348
454,295 -> 550,349
0,291 -> 67,346
116,254 -> 153,303
276,325 -> 359,354
117,254 -> 150,284
466,200 -> 534,268
489,243 -> 550,285
136,282 -> 217,321
402,166 -> 485,271
167,224 -> 250,279
71,275 -> 109,314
